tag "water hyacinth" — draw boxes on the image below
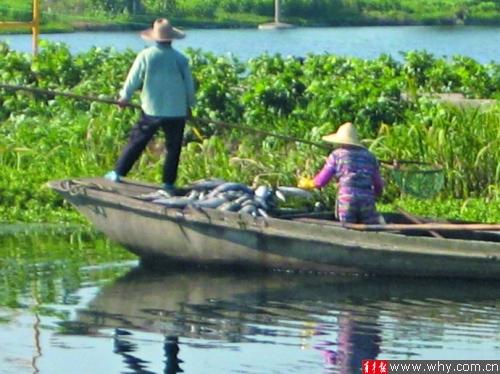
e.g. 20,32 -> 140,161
0,41 -> 498,222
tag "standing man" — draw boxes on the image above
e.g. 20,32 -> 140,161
105,18 -> 196,192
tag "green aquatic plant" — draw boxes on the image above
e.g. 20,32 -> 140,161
0,42 -> 498,222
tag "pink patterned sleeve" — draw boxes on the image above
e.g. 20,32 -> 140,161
313,153 -> 337,188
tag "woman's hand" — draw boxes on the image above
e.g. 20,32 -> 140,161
298,177 -> 316,190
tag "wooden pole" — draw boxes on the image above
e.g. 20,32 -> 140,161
0,84 -> 444,173
193,116 -> 329,149
32,0 -> 40,55
342,222 -> 500,232
275,0 -> 280,23
0,84 -> 141,109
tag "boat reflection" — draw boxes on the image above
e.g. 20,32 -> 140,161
75,267 -> 500,373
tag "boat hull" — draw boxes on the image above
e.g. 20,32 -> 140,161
49,178 -> 500,278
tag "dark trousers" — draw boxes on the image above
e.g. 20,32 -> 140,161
115,115 -> 186,185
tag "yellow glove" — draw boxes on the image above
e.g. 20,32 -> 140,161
298,177 -> 316,190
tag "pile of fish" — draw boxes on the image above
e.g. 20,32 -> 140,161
136,178 -> 315,218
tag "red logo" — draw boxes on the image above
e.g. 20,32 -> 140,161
362,360 -> 389,374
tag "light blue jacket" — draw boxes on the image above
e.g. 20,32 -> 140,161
119,44 -> 196,117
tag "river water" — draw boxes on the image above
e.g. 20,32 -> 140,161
1,226 -> 500,374
1,26 -> 499,62
1,24 -> 500,374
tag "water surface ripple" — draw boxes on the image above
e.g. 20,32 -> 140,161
1,227 -> 500,373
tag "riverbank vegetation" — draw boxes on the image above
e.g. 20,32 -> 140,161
0,41 -> 499,223
1,0 -> 499,32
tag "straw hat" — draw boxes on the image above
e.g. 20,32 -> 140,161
322,122 -> 364,147
140,18 -> 185,42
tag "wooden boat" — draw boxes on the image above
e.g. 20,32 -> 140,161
48,178 -> 500,279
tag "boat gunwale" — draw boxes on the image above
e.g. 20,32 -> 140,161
48,179 -> 500,259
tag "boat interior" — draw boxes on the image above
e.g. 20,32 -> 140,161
55,178 -> 500,243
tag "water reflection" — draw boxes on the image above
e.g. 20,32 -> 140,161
2,227 -> 500,373
113,329 -> 183,374
315,313 -> 381,373
73,267 -> 500,373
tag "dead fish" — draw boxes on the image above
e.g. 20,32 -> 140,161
186,190 -> 200,200
192,197 -> 228,209
137,189 -> 173,201
255,185 -> 272,199
207,182 -> 254,198
234,194 -> 253,205
187,178 -> 227,191
238,204 -> 258,216
218,201 -> 242,212
277,186 -> 314,200
216,190 -> 244,201
251,196 -> 267,210
275,189 -> 286,202
257,208 -> 269,218
152,197 -> 193,208
241,199 -> 257,207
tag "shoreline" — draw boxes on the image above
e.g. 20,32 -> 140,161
1,18 -> 499,35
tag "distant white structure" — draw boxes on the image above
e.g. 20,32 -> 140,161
258,0 -> 294,30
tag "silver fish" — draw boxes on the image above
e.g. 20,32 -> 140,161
208,182 -> 254,198
218,201 -> 242,212
255,185 -> 272,199
193,197 -> 228,209
277,186 -> 314,200
238,204 -> 258,216
234,194 -> 253,205
241,199 -> 257,207
152,197 -> 193,208
253,196 -> 269,210
275,189 -> 286,202
257,208 -> 269,218
137,189 -> 173,201
186,190 -> 200,200
224,190 -> 246,200
187,178 -> 227,191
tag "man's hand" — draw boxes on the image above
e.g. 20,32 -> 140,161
117,98 -> 129,110
298,177 -> 316,190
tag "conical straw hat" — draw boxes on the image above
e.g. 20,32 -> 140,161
322,122 -> 364,147
141,18 -> 185,42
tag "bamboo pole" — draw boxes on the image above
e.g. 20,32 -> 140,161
193,117 -> 330,149
342,222 -> 500,232
32,0 -> 40,55
0,84 -> 141,109
0,84 -> 440,169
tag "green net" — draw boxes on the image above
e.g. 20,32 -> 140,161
389,161 -> 444,199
